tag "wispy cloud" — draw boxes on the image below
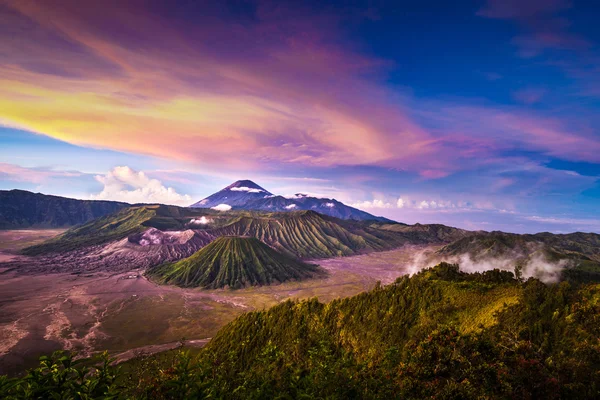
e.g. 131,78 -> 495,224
0,162 -> 83,183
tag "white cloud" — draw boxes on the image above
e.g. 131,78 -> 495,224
211,204 -> 232,211
324,202 -> 335,208
351,199 -> 393,209
230,186 -> 264,193
90,166 -> 192,205
285,204 -> 297,209
397,198 -> 405,208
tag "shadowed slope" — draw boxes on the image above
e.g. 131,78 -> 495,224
148,236 -> 321,289
0,189 -> 128,229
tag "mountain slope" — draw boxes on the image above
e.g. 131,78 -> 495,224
376,222 -> 472,244
210,210 -> 406,259
437,230 -> 600,263
19,207 -> 408,262
148,236 -> 320,288
142,263 -> 599,399
190,180 -> 272,208
190,180 -> 393,222
0,189 -> 128,229
436,231 -> 600,282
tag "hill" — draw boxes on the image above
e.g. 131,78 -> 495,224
148,236 -> 321,289
0,189 -> 128,229
21,207 -> 408,259
375,222 -> 472,244
190,179 -> 393,222
436,231 -> 600,282
209,210 -> 406,259
153,264 -> 600,398
7,264 -> 597,398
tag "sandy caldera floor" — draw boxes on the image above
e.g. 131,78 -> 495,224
0,229 -> 437,375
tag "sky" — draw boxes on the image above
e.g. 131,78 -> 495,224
1,0 -> 600,233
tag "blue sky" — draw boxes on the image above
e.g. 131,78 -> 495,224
1,0 -> 600,233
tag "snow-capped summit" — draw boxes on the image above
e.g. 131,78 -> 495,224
190,180 -> 272,208
191,180 -> 393,222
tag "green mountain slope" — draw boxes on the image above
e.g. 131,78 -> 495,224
22,207 -> 408,259
148,236 -> 321,288
210,210 -> 405,259
122,264 -> 599,399
3,265 -> 600,398
438,231 -> 600,262
21,206 -> 159,255
0,189 -> 127,229
436,231 -> 600,282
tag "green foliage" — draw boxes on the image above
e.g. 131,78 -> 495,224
4,264 -> 600,399
22,206 -> 158,255
0,351 -> 120,399
147,236 -> 321,289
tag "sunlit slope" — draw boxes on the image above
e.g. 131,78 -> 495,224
211,210 -> 405,258
148,236 -> 321,288
194,263 -> 600,398
21,206 -> 158,255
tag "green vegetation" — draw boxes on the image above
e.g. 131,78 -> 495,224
22,206 -> 158,255
148,236 -> 321,289
438,230 -> 600,263
3,263 -> 599,399
22,207 -> 408,259
437,231 -> 600,282
211,210 -> 406,259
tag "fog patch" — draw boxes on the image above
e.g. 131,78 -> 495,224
406,247 -> 573,283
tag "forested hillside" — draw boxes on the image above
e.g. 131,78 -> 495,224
3,263 -> 599,399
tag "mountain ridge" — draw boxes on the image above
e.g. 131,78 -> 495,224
0,189 -> 128,229
190,179 -> 393,222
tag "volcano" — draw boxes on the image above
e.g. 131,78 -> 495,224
190,180 -> 393,222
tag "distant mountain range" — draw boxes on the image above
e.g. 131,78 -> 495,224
0,180 -> 393,231
3,186 -> 600,284
0,189 -> 128,229
190,179 -> 394,222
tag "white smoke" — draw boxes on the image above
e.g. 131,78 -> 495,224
405,247 -> 572,283
211,204 -> 232,211
189,216 -> 212,225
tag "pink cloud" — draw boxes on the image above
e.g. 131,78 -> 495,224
1,0 -> 599,184
0,163 -> 82,183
